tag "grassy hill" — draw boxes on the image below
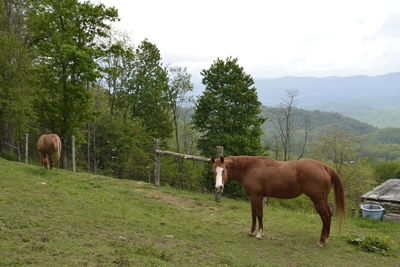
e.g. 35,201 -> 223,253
1,158 -> 399,266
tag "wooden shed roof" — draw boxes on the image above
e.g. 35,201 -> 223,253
361,179 -> 400,204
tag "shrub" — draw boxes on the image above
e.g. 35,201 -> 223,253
347,235 -> 393,255
0,150 -> 18,161
374,160 -> 400,183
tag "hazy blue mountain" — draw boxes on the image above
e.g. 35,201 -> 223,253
190,72 -> 400,128
254,72 -> 400,128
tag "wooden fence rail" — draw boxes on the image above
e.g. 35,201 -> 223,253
153,139 -> 223,187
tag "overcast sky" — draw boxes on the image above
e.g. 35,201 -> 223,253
99,0 -> 400,79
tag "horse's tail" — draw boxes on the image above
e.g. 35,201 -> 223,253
329,167 -> 345,233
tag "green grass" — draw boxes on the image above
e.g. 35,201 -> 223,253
0,158 -> 399,266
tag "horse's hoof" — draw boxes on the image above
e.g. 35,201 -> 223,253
256,230 -> 264,240
248,232 -> 256,237
316,242 -> 324,247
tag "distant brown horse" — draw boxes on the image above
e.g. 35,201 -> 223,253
37,134 -> 62,170
211,156 -> 345,247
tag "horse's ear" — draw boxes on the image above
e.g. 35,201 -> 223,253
211,157 -> 215,163
220,156 -> 224,163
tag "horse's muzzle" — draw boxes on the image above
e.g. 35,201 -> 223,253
215,185 -> 224,193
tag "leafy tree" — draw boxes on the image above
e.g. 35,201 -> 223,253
167,66 -> 193,153
100,31 -> 134,116
26,0 -> 118,168
166,66 -> 193,188
121,40 -> 172,140
340,159 -> 376,211
310,126 -> 357,174
374,160 -> 400,183
193,57 -> 265,198
94,112 -> 152,180
193,57 -> 265,156
0,0 -> 33,159
359,144 -> 400,161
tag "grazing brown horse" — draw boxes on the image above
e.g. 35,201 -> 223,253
211,156 -> 345,247
37,134 -> 62,170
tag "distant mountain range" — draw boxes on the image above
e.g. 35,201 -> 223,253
254,72 -> 400,128
191,72 -> 400,128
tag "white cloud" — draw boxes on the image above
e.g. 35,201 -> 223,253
100,0 -> 400,78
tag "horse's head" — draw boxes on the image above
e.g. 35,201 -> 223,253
211,156 -> 228,193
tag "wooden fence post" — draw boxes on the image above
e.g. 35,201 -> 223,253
72,136 -> 76,172
214,146 -> 224,203
25,133 -> 29,164
215,146 -> 224,158
154,139 -> 161,186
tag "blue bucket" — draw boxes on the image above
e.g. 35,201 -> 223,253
360,203 -> 385,220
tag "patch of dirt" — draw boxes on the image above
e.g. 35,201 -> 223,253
268,234 -> 288,241
133,188 -> 194,209
133,188 -> 146,193
147,191 -> 195,209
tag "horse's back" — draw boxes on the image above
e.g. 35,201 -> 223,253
258,159 -> 332,198
38,134 -> 61,153
290,159 -> 333,197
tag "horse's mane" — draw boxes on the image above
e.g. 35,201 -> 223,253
227,156 -> 279,170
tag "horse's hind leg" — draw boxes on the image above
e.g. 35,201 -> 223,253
312,199 -> 332,246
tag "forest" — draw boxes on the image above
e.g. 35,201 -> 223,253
1,0 -> 400,211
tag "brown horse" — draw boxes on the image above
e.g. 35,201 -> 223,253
211,156 -> 345,247
37,134 -> 62,170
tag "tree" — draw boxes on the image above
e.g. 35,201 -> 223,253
310,126 -> 357,174
269,89 -> 299,161
166,66 -> 193,188
27,0 -> 118,168
374,160 -> 400,183
340,159 -> 376,211
121,39 -> 172,140
94,112 -> 152,180
0,0 -> 33,160
193,57 -> 265,198
297,115 -> 314,159
101,36 -> 128,115
167,66 -> 193,153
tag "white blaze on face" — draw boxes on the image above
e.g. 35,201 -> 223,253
215,166 -> 224,190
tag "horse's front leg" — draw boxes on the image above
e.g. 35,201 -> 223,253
251,195 -> 264,239
248,203 -> 257,236
41,153 -> 45,167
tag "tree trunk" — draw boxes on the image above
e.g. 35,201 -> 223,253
93,126 -> 97,174
62,137 -> 68,169
25,133 -> 28,163
8,123 -> 14,154
17,138 -> 21,162
87,124 -> 90,171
